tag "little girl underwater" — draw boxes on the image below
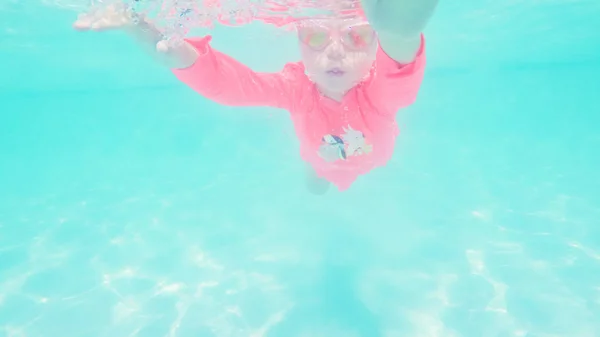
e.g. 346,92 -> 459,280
74,0 -> 438,194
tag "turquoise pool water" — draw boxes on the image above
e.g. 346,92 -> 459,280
1,1 -> 600,336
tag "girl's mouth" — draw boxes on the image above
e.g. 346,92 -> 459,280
326,68 -> 346,77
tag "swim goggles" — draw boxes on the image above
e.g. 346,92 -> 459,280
297,23 -> 376,51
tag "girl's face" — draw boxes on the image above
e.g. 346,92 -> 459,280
297,17 -> 378,97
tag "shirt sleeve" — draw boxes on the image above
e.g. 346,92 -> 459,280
365,34 -> 427,116
171,36 -> 298,110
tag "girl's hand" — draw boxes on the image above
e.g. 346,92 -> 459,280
73,4 -> 132,31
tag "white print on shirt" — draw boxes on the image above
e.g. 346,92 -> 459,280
318,125 -> 373,163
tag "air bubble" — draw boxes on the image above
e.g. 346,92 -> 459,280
48,0 -> 363,44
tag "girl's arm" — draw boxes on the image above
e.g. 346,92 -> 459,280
73,5 -> 198,69
171,36 -> 296,108
73,5 -> 295,108
361,0 -> 438,63
124,16 -> 199,69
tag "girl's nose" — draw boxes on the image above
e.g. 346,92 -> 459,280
326,40 -> 345,60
